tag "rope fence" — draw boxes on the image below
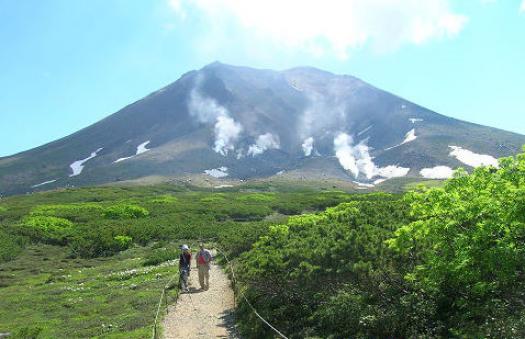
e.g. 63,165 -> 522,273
214,245 -> 289,339
152,273 -> 178,339
151,239 -> 289,339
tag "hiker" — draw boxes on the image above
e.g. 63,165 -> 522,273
179,244 -> 191,292
196,243 -> 213,290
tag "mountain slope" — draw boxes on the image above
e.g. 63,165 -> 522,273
1,62 -> 524,195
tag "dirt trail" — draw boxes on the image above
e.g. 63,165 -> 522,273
163,261 -> 239,338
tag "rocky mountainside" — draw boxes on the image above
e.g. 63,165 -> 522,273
1,62 -> 524,195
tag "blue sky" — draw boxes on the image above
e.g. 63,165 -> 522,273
1,0 -> 524,157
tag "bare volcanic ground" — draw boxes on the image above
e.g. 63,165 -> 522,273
163,262 -> 239,338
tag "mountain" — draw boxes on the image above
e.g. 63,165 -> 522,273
1,62 -> 524,195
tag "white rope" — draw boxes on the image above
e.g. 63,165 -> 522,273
152,240 -> 289,339
214,245 -> 289,339
152,274 -> 177,339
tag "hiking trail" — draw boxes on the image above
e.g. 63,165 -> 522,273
162,260 -> 239,338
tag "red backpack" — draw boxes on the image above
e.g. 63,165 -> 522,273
197,252 -> 207,265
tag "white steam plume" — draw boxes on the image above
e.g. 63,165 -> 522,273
188,83 -> 243,156
247,133 -> 280,156
213,115 -> 243,156
333,133 -> 359,177
302,137 -> 314,156
334,132 -> 409,180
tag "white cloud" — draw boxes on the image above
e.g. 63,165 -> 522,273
169,0 -> 468,58
521,0 -> 525,12
247,133 -> 280,156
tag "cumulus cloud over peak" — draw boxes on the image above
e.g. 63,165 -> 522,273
169,0 -> 467,58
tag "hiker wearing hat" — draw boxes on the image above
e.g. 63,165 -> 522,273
196,243 -> 213,290
179,244 -> 191,292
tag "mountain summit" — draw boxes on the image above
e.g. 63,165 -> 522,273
1,62 -> 524,195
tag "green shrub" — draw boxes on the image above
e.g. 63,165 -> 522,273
236,193 -> 275,202
69,227 -> 132,258
13,325 -> 44,339
388,150 -> 525,336
200,195 -> 227,203
0,206 -> 7,213
0,229 -> 26,263
30,203 -> 103,218
19,215 -> 74,244
114,235 -> 133,251
143,248 -> 179,266
149,195 -> 178,204
103,204 -> 149,219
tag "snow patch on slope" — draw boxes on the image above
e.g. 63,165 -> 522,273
373,178 -> 387,185
302,137 -> 314,156
69,148 -> 103,177
247,133 -> 280,156
204,166 -> 229,178
357,125 -> 373,136
449,146 -> 499,168
401,129 -> 417,144
409,118 -> 423,124
31,179 -> 57,188
334,133 -> 410,182
353,181 -> 375,189
114,141 -> 151,163
420,166 -> 454,179
386,129 -> 417,150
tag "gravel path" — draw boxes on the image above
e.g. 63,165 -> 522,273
163,261 -> 239,338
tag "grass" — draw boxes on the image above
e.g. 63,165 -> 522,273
0,244 -> 179,338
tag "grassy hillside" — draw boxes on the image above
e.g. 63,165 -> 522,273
2,147 -> 524,338
0,184 -> 363,338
